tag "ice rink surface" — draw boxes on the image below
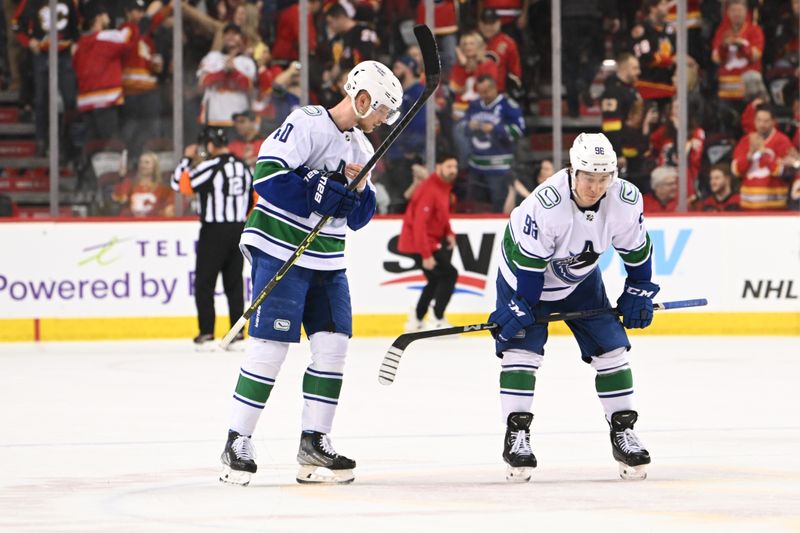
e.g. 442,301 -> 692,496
1,335 -> 798,532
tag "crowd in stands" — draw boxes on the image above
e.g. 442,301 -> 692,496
1,0 -> 798,217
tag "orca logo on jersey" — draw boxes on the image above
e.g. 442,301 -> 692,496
551,240 -> 601,284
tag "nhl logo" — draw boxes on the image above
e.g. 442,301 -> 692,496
585,211 -> 595,222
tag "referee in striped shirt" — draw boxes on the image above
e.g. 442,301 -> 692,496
173,127 -> 255,349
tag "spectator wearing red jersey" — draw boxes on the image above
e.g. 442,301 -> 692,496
648,98 -> 704,200
732,104 -> 800,210
630,0 -> 675,105
693,164 -> 740,212
73,2 -> 136,143
711,0 -> 764,110
197,23 -> 256,130
120,0 -> 169,162
112,151 -> 174,217
416,0 -> 458,81
228,110 -> 261,171
478,9 -> 521,95
643,165 -> 678,213
398,151 -> 459,332
269,0 -> 320,66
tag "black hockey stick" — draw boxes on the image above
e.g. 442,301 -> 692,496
220,25 -> 441,349
378,298 -> 708,385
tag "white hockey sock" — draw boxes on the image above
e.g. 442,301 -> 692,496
591,347 -> 634,421
229,337 -> 289,436
500,349 -> 543,422
301,332 -> 348,434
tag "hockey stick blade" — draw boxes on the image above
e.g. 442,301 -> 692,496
377,298 -> 707,385
220,26 -> 441,350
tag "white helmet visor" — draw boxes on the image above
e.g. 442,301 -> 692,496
372,102 -> 401,125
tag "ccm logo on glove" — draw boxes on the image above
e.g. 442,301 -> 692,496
624,285 -> 657,298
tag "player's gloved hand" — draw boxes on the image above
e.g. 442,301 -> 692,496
616,280 -> 660,329
302,167 -> 359,218
488,296 -> 536,342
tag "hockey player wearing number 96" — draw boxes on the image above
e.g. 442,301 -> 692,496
219,61 -> 403,486
489,133 -> 659,482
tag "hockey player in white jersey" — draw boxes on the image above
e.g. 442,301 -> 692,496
219,60 -> 403,486
489,133 -> 658,482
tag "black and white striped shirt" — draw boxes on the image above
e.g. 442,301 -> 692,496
172,154 -> 254,224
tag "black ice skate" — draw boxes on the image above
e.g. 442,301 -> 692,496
503,412 -> 537,482
193,333 -> 215,352
219,430 -> 257,486
296,431 -> 356,484
609,410 -> 650,480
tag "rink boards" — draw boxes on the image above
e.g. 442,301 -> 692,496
0,214 -> 797,341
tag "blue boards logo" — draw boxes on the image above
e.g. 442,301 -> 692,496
599,229 -> 691,276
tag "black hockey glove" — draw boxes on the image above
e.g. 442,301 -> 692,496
616,280 -> 660,329
488,296 -> 536,342
301,167 -> 359,218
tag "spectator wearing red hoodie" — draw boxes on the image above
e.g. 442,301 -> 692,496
398,151 -> 460,332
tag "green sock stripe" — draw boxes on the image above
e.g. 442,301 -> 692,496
303,373 -> 343,399
500,371 -> 536,391
595,368 -> 633,393
235,374 -> 274,403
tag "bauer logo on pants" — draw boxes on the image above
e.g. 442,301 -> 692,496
273,319 -> 291,331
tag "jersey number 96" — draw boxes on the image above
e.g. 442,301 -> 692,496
523,214 -> 538,239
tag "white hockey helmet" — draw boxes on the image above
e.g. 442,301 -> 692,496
569,133 -> 618,178
344,60 -> 404,125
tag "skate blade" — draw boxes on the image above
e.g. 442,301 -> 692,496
505,466 -> 533,482
219,466 -> 252,486
296,465 -> 355,484
618,462 -> 647,481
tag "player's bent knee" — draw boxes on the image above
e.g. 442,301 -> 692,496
246,337 -> 290,361
309,331 -> 348,372
501,348 -> 544,370
590,346 -> 629,373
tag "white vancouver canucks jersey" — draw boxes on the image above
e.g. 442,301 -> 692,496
241,105 -> 376,270
499,168 -> 652,301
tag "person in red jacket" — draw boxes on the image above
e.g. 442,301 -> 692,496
398,151 -> 459,331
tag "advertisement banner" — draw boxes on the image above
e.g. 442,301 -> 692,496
0,216 -> 797,338
352,216 -> 800,315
